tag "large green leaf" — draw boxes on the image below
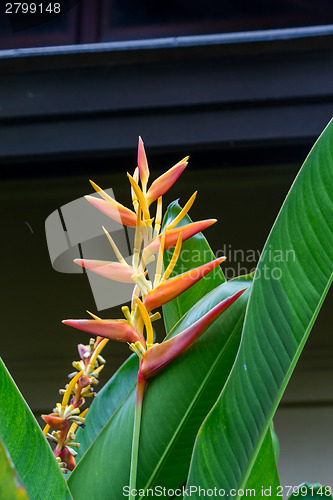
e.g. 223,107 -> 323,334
186,120 -> 333,496
162,200 -> 225,332
163,203 -> 280,495
74,353 -> 139,462
0,357 -> 72,499
0,438 -> 29,500
68,275 -> 251,499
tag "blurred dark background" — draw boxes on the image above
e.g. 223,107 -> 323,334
1,0 -> 333,48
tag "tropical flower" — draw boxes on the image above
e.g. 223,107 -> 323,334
42,336 -> 106,472
48,137 -> 245,476
65,138 -> 228,356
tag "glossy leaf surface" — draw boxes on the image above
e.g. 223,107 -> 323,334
0,438 -> 29,500
186,120 -> 333,497
75,353 -> 139,461
0,357 -> 72,499
68,276 -> 251,499
163,198 -> 280,497
244,428 -> 280,498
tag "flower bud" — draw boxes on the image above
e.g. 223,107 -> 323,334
42,413 -> 69,431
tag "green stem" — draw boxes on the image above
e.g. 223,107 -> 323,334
129,372 -> 147,500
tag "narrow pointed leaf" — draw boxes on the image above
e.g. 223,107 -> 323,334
186,119 -> 333,496
68,276 -> 252,498
0,357 -> 72,499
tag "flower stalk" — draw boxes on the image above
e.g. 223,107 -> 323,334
129,373 -> 147,500
42,336 -> 108,473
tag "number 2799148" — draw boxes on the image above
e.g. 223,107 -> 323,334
5,3 -> 61,14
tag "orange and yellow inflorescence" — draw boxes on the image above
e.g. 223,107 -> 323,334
43,137 -> 244,473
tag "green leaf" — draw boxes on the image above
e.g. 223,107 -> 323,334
74,353 -> 139,462
288,483 -> 333,499
162,200 -> 225,332
0,438 -> 29,500
0,357 -> 72,499
186,120 -> 333,496
244,428 -> 280,498
68,275 -> 252,499
270,422 -> 280,462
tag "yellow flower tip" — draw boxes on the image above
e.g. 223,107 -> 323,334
122,305 -> 132,323
135,297 -> 154,345
161,231 -> 183,282
149,312 -> 161,322
88,181 -> 114,204
127,172 -> 150,220
79,408 -> 89,420
89,337 -> 109,368
86,310 -> 101,320
167,192 -> 197,230
43,423 -> 51,436
89,179 -> 100,191
217,256 -> 226,264
61,370 -> 84,407
102,226 -> 127,264
129,340 -> 146,360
